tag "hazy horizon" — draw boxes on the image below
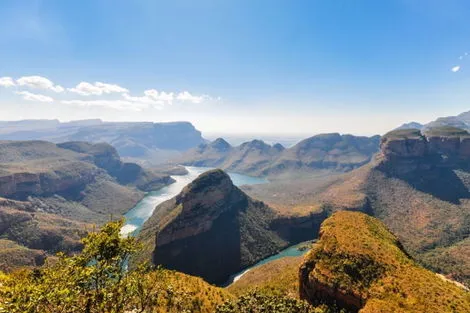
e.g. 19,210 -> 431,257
1,1 -> 469,136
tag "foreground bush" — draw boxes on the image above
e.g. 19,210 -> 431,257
0,220 -> 231,313
216,291 -> 330,313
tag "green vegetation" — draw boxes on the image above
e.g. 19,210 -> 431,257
0,220 -> 232,313
216,291 -> 328,313
364,168 -> 470,287
301,211 -> 470,313
423,126 -> 470,137
382,128 -> 423,140
227,256 -> 302,298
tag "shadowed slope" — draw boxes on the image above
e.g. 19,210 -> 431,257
138,169 -> 288,284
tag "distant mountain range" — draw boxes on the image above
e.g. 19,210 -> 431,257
178,133 -> 381,177
0,119 -> 206,164
242,125 -> 470,288
397,109 -> 470,132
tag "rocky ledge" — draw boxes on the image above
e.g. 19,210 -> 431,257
379,127 -> 470,174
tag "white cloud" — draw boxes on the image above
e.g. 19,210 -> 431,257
16,76 -> 64,93
3,74 -> 215,109
62,99 -> 148,111
145,89 -> 174,103
68,82 -> 129,96
176,91 -> 208,104
123,90 -> 210,107
0,77 -> 16,87
122,89 -> 175,108
452,66 -> 461,72
16,91 -> 54,102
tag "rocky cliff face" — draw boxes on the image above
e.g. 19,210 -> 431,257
57,141 -> 174,190
0,141 -> 102,200
138,169 -> 289,284
379,127 -> 470,175
0,166 -> 98,199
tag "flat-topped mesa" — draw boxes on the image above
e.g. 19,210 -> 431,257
424,127 -> 470,159
379,127 -> 470,173
380,129 -> 427,158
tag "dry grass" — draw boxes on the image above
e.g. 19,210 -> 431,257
227,256 -> 303,298
303,211 -> 470,313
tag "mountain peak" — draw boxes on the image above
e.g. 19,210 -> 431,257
180,169 -> 233,197
210,138 -> 232,151
139,169 -> 287,284
395,121 -> 424,130
272,143 -> 285,151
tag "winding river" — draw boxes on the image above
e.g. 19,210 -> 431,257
121,166 -> 310,286
121,166 -> 268,237
223,241 -> 312,286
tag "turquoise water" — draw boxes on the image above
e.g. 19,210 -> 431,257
121,166 -> 268,236
223,241 -> 314,286
121,166 -> 312,285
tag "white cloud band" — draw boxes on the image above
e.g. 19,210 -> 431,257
0,77 -> 16,88
16,76 -> 64,93
68,82 -> 129,96
16,91 -> 54,102
2,74 -> 215,110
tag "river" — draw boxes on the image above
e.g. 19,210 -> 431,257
121,166 -> 311,286
223,241 -> 313,286
121,166 -> 268,237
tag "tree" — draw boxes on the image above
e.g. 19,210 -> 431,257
0,220 -> 161,313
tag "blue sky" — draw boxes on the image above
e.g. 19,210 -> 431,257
0,0 -> 469,136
